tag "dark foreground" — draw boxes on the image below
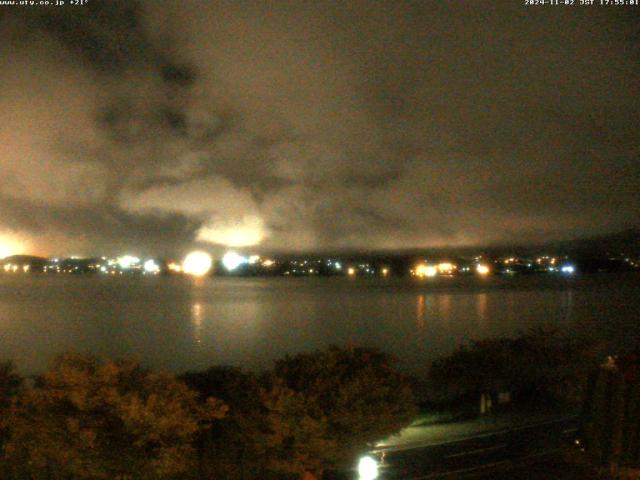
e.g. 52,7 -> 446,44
487,460 -> 597,480
368,414 -> 590,479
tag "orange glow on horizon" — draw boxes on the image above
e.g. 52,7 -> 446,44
0,232 -> 32,259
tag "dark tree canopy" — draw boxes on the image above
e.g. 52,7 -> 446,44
264,346 -> 417,477
1,353 -> 226,480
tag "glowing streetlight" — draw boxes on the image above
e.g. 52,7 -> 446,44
183,251 -> 213,277
358,456 -> 379,480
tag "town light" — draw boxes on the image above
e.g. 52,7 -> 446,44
143,259 -> 160,274
358,456 -> 379,480
437,262 -> 455,274
476,264 -> 490,275
167,262 -> 182,273
117,255 -> 140,270
222,251 -> 248,271
183,251 -> 213,277
415,264 -> 437,277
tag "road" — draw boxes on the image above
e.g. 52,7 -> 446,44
367,415 -> 583,479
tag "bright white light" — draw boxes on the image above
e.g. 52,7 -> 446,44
117,255 -> 140,269
561,265 -> 575,274
222,251 -> 248,271
476,264 -> 490,275
143,259 -> 160,274
183,251 -> 213,277
335,262 -> 342,270
358,456 -> 379,480
249,255 -> 260,264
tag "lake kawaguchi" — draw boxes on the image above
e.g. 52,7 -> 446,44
0,273 -> 638,377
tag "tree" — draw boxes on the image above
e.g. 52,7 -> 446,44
0,361 -> 21,410
182,366 -> 268,479
0,361 -> 22,479
429,328 -> 601,408
2,353 -> 226,480
263,346 -> 417,479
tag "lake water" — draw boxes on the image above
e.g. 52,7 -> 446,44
0,273 -> 638,377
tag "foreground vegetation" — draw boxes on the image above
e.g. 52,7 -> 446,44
428,327 -> 603,411
0,329 -> 630,479
0,347 -> 416,480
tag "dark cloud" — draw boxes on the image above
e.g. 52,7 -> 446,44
0,0 -> 638,257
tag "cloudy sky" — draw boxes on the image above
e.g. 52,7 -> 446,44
0,0 -> 638,257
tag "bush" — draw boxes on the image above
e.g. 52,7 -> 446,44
1,353 -> 226,480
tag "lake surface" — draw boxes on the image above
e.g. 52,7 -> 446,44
0,273 -> 638,377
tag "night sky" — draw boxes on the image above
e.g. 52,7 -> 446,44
0,1 -> 638,258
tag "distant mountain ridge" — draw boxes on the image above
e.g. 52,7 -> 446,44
0,255 -> 47,264
266,228 -> 640,260
539,228 -> 640,256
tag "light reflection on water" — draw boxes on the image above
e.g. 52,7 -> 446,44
415,295 -> 426,331
0,274 -> 637,377
476,293 -> 488,324
191,302 -> 203,346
